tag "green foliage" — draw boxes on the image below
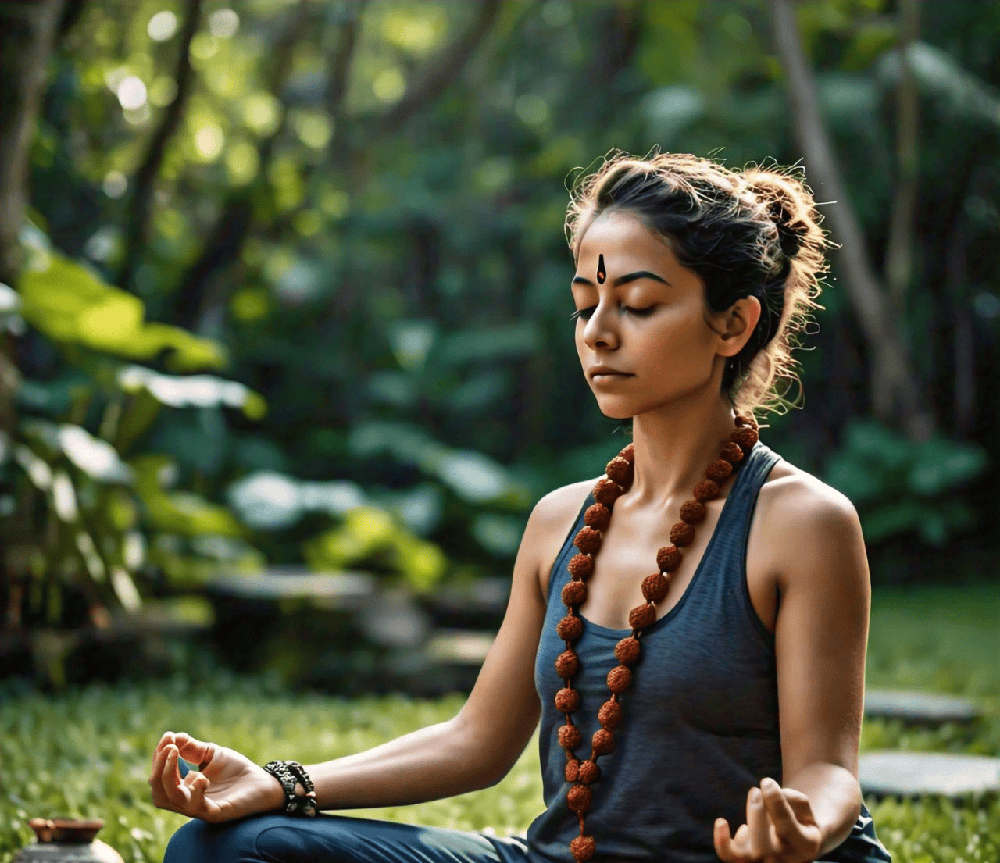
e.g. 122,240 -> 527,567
824,421 -> 988,546
18,246 -> 224,373
1,583 -> 999,863
304,506 -> 446,591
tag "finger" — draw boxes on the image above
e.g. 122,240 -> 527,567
187,772 -> 210,815
161,746 -> 191,810
747,787 -> 770,859
759,777 -> 801,851
173,733 -> 216,770
712,819 -> 745,863
151,732 -> 176,769
148,743 -> 172,807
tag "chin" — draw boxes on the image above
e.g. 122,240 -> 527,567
593,398 -> 639,421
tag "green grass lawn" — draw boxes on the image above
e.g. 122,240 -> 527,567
1,582 -> 997,863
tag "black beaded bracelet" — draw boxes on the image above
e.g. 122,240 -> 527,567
262,760 -> 318,817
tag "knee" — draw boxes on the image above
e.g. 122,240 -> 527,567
163,819 -> 210,863
163,815 -> 281,863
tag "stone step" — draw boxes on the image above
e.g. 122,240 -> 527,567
859,750 -> 1000,799
864,689 -> 983,726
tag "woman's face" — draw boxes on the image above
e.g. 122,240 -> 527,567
571,209 -> 733,420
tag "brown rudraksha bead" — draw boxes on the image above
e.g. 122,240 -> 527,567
706,459 -> 734,481
597,699 -> 622,729
562,581 -> 587,607
555,687 -> 581,712
559,723 -> 583,750
577,759 -> 601,784
568,554 -> 594,580
593,478 -> 624,507
670,521 -> 696,547
656,545 -> 682,572
573,526 -> 602,555
720,441 -> 744,464
570,835 -> 596,862
567,784 -> 593,813
627,602 -> 656,630
605,456 -> 632,488
556,615 -> 584,641
693,479 -> 720,501
606,665 -> 632,693
565,758 -> 580,782
555,650 -> 580,678
679,500 -> 706,524
583,503 -> 611,532
731,426 -> 759,449
614,636 -> 641,665
641,572 -> 670,603
620,443 -> 635,464
591,728 -> 615,755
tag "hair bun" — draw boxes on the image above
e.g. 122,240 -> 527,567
770,199 -> 806,259
742,168 -> 816,262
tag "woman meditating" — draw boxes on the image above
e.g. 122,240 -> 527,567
151,151 -> 891,863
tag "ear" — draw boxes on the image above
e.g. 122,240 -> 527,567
714,295 -> 762,358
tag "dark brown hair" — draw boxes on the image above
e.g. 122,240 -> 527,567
566,151 -> 827,416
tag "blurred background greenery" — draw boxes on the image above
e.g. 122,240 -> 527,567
2,1 -> 999,861
1,0 -> 997,677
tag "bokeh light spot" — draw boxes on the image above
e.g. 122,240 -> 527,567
117,76 -> 148,110
373,67 -> 406,103
148,10 -> 178,41
194,124 -> 225,161
208,8 -> 239,38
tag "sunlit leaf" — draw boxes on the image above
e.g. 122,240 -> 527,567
118,366 -> 265,418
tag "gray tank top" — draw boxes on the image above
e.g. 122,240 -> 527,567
527,442 -> 891,863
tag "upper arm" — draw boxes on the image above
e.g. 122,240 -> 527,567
768,481 -> 871,781
454,482 -> 589,785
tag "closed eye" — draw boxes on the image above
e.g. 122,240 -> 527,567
571,304 -> 656,321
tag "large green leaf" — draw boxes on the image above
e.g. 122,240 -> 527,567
18,252 -> 226,371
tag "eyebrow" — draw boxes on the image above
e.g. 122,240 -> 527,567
572,270 -> 671,288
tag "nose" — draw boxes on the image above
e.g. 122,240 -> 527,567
582,302 -> 620,351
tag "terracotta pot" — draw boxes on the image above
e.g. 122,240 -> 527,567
13,819 -> 124,863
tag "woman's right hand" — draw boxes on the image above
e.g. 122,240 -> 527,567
148,732 -> 285,823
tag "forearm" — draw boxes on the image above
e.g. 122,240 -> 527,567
785,762 -> 862,856
302,716 -> 503,811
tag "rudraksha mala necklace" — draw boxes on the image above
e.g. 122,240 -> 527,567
554,414 -> 760,862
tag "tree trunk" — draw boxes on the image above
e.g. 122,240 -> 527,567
0,0 -> 66,286
767,0 -> 935,441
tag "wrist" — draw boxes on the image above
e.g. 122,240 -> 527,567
262,760 -> 318,816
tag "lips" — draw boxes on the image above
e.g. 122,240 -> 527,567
588,366 -> 632,381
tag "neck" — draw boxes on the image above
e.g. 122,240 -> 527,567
628,396 -> 740,505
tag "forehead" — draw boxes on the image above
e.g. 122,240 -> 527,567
575,210 -> 674,266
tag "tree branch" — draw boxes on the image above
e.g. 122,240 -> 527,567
371,0 -> 501,137
884,0 -> 920,310
170,0 -> 311,331
0,0 -> 66,286
767,0 -> 933,440
118,0 -> 203,294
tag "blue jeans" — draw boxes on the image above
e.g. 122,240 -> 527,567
163,814 -> 531,863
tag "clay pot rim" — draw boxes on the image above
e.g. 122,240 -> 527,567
29,818 -> 104,843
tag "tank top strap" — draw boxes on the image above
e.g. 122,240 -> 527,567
545,490 -> 594,603
720,440 -> 782,551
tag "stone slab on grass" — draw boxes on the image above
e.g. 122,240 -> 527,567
864,688 -> 983,725
859,751 -> 1000,799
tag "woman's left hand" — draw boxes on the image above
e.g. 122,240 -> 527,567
713,777 -> 823,863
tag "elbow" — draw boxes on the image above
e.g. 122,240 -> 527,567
447,714 -> 523,791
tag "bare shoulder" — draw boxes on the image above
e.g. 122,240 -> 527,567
521,479 -> 595,596
760,458 -> 860,535
755,457 -> 867,589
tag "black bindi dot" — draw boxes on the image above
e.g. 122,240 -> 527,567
597,254 -> 606,284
